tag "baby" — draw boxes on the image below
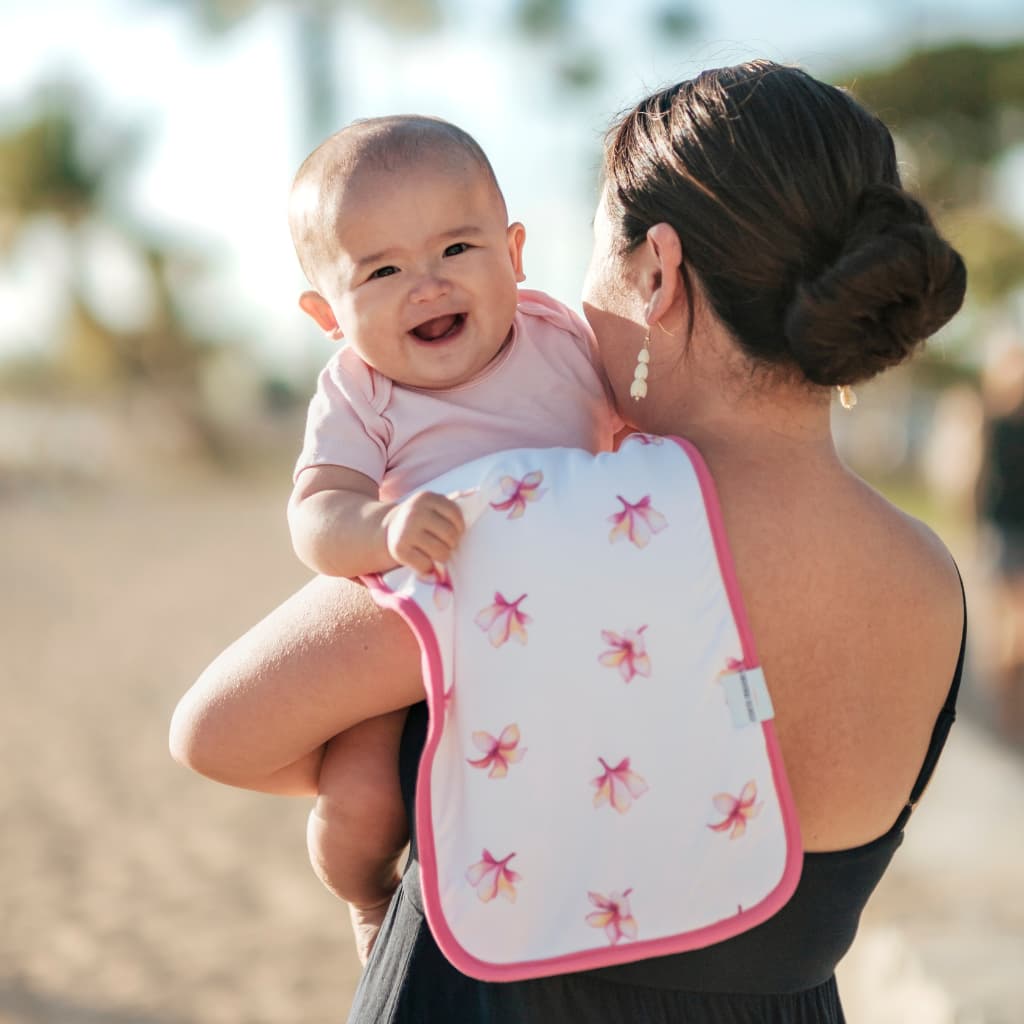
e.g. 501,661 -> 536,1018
287,114 -> 620,958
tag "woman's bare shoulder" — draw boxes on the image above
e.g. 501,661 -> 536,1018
739,477 -> 964,850
861,483 -> 964,639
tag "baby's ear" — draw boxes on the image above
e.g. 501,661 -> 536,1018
299,291 -> 343,340
506,222 -> 526,283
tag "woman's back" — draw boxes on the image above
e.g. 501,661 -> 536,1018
348,514 -> 966,1022
349,430 -> 967,1024
711,445 -> 964,853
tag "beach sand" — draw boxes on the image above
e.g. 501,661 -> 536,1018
2,474 -> 1020,1023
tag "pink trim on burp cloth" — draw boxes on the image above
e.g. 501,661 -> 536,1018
365,434 -> 802,982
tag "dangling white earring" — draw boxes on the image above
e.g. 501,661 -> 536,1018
630,332 -> 651,402
837,385 -> 857,410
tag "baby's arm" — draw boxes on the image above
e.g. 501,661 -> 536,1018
289,464 -> 466,577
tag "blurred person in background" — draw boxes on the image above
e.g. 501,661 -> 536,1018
976,340 -> 1024,737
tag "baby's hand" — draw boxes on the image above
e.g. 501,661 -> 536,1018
383,491 -> 465,574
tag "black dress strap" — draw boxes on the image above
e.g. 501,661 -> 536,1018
890,569 -> 967,833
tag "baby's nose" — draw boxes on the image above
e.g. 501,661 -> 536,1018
409,273 -> 451,303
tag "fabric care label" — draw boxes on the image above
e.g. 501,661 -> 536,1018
720,667 -> 775,728
365,435 -> 803,982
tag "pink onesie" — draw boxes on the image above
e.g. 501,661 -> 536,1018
295,289 -> 621,500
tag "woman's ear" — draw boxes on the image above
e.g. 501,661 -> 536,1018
299,291 -> 343,340
643,223 -> 684,328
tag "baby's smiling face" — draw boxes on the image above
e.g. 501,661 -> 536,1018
313,159 -> 525,390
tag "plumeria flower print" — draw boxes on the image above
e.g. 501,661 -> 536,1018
708,781 -> 763,839
608,495 -> 668,548
585,889 -> 638,945
416,563 -> 453,611
489,471 -> 546,519
466,724 -> 526,778
466,850 -> 520,903
475,592 -> 531,647
592,756 -> 649,814
598,627 -> 651,683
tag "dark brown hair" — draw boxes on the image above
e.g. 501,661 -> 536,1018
604,60 -> 966,385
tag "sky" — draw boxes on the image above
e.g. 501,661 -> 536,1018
1,0 -> 1023,375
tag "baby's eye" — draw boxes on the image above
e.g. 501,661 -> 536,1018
369,265 -> 399,280
443,242 -> 471,257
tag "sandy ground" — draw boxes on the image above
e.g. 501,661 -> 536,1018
2,473 -> 1021,1024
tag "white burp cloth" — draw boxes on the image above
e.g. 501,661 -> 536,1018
366,434 -> 802,982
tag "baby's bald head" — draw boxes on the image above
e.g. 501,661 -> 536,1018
288,115 -> 504,289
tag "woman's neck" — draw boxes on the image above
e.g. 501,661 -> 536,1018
654,385 -> 840,481
642,317 -> 848,486
679,397 -> 837,469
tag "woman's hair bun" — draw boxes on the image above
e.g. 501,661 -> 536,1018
783,183 -> 967,386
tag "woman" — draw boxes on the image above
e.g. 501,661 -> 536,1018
172,61 -> 967,1022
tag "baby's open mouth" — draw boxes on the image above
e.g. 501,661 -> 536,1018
410,313 -> 466,342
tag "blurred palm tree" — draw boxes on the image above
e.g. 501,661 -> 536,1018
0,81 -> 224,452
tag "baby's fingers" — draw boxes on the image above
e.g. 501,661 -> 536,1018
401,547 -> 439,576
394,535 -> 452,575
421,492 -> 466,535
421,505 -> 464,549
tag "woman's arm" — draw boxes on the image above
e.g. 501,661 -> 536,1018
169,573 -> 424,794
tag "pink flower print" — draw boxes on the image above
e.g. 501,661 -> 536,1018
416,563 -> 453,610
627,433 -> 664,446
592,756 -> 649,814
717,657 -> 744,677
598,627 -> 651,683
585,889 -> 638,945
490,471 -> 546,519
466,849 -> 520,903
475,592 -> 531,647
607,495 -> 668,548
708,781 -> 763,839
466,724 -> 526,778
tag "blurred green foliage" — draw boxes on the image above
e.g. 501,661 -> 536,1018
0,84 -> 226,456
842,42 -> 1024,309
846,42 -> 1024,172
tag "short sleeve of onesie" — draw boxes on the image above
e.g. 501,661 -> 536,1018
294,345 -> 394,485
515,289 -> 622,430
